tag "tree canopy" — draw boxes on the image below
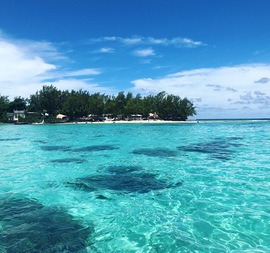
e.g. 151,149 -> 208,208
0,85 -> 196,122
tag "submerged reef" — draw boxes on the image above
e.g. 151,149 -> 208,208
40,144 -> 118,153
177,137 -> 242,160
132,148 -> 178,157
40,145 -> 71,151
67,165 -> 182,194
72,145 -> 119,152
0,138 -> 21,141
0,197 -> 92,253
50,158 -> 86,164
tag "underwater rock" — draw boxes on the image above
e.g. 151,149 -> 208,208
66,181 -> 96,192
177,138 -> 242,160
68,174 -> 167,193
225,137 -> 243,141
94,134 -> 105,138
0,197 -> 92,253
96,195 -> 110,200
72,145 -> 119,152
33,140 -> 48,144
50,158 -> 86,164
40,145 -> 71,151
132,148 -> 178,157
0,138 -> 21,141
107,165 -> 141,174
178,142 -> 231,154
67,166 -> 182,194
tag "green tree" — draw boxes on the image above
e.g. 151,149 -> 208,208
125,93 -> 143,116
178,97 -> 196,120
88,93 -> 105,117
22,87 -> 196,122
61,90 -> 89,120
142,95 -> 157,117
0,95 -> 9,121
151,91 -> 196,120
104,96 -> 117,116
114,91 -> 126,116
29,85 -> 63,115
153,91 -> 166,118
8,97 -> 27,112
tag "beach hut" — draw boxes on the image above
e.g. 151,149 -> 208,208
56,114 -> 69,122
148,112 -> 159,120
56,114 -> 68,119
6,110 -> 26,122
131,114 -> 143,121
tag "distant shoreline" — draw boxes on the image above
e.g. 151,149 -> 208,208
0,119 -> 198,125
61,120 -> 198,125
2,118 -> 270,125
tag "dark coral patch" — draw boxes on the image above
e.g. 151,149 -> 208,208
68,174 -> 168,193
177,138 -> 242,160
67,166 -> 182,194
34,140 -> 48,144
66,181 -> 96,192
178,142 -> 231,154
50,158 -> 86,164
0,197 -> 92,253
73,145 -> 119,152
107,165 -> 141,174
132,148 -> 177,157
0,138 -> 21,141
96,194 -> 110,200
40,145 -> 71,151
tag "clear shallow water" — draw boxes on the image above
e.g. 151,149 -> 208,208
0,122 -> 270,252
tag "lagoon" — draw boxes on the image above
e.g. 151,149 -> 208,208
0,121 -> 270,252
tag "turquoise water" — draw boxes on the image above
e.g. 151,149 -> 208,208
0,122 -> 270,252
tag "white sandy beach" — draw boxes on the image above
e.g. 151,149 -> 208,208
63,120 -> 198,125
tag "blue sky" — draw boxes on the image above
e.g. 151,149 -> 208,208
0,0 -> 270,119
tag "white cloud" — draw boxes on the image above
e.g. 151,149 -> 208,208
98,36 -> 143,45
95,47 -> 115,53
103,36 -> 117,41
88,36 -> 206,48
121,37 -> 143,45
255,77 -> 270,83
18,41 -> 69,61
134,48 -> 155,57
131,64 -> 270,119
0,37 -> 56,85
42,79 -> 115,95
179,38 -> 204,47
148,38 -> 168,45
61,68 -> 101,77
0,34 -> 105,99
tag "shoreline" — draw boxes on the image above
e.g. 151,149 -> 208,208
0,120 -> 198,125
61,120 -> 198,125
3,118 -> 270,125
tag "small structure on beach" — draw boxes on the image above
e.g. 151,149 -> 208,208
6,110 -> 43,123
56,114 -> 68,120
7,110 -> 26,122
148,112 -> 159,120
130,114 -> 143,121
56,114 -> 69,122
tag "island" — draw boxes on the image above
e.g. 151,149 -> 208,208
0,85 -> 196,124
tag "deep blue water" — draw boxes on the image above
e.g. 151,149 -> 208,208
0,122 -> 270,252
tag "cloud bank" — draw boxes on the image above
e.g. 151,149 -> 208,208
1,31 -> 269,119
0,34 -> 111,99
131,64 -> 270,118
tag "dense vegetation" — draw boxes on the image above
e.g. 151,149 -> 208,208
0,85 -> 196,122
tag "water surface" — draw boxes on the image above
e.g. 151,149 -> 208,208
0,122 -> 269,252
